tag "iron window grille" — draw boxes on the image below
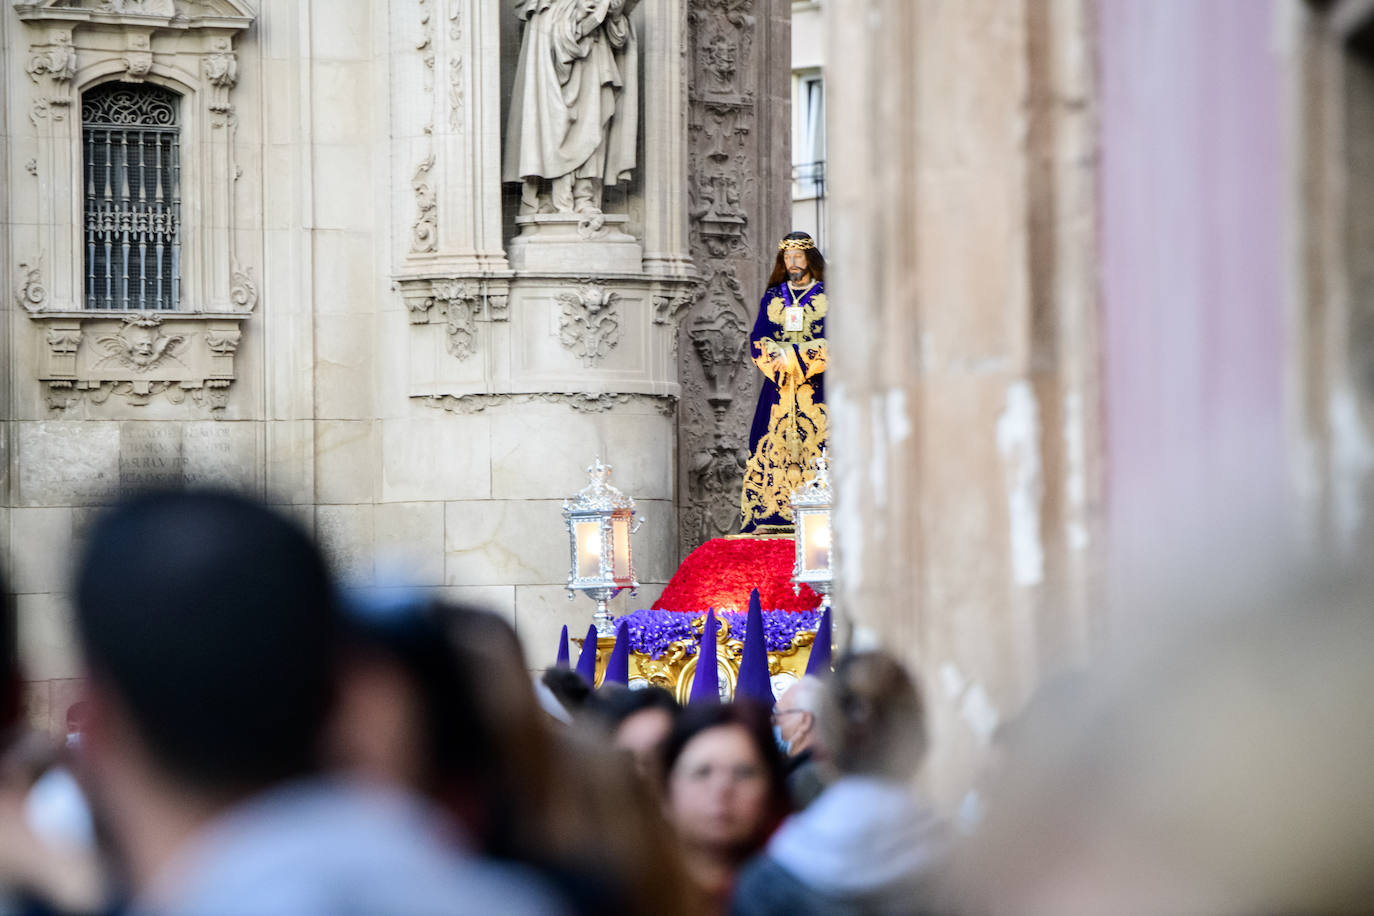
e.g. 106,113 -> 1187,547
82,83 -> 182,311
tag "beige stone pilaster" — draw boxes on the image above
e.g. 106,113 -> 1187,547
640,0 -> 694,276
824,0 -> 1102,802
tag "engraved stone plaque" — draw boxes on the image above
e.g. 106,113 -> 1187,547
119,423 -> 185,493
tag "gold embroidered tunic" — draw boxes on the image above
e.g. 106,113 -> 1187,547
739,281 -> 828,534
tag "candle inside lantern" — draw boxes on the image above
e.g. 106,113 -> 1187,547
802,512 -> 832,572
576,520 -> 602,579
612,514 -> 631,580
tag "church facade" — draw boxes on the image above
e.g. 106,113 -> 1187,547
8,0 -> 1374,802
1,0 -> 792,729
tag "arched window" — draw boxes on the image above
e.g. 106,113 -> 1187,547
82,83 -> 181,310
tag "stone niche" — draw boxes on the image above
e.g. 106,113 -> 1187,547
394,0 -> 697,413
11,0 -> 258,414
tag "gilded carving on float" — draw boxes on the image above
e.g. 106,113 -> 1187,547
575,613 -> 817,702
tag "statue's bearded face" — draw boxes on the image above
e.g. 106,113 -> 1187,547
783,249 -> 811,284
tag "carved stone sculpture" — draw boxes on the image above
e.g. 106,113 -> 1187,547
557,282 -> 621,365
503,0 -> 640,219
95,314 -> 187,373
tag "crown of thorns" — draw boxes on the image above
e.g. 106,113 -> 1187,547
777,236 -> 817,252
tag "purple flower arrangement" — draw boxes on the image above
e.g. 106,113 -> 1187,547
614,607 -> 824,659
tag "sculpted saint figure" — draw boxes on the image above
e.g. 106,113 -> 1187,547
503,0 -> 640,219
739,232 -> 829,534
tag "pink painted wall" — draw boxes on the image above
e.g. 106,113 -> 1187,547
1098,0 -> 1288,578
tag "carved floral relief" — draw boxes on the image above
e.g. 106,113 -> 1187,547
557,283 -> 622,367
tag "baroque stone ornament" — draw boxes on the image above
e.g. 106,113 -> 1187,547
101,0 -> 176,13
94,314 -> 188,373
204,38 -> 238,114
397,275 -> 511,364
419,391 -> 676,416
653,288 -> 696,326
16,253 -> 46,313
447,0 -> 463,130
433,278 -> 480,361
230,259 -> 258,311
557,282 -> 622,366
34,311 -> 248,414
123,33 -> 153,80
677,0 -> 781,553
45,327 -> 82,355
411,154 -> 438,253
204,327 -> 242,355
26,31 -> 77,89
689,305 -> 750,420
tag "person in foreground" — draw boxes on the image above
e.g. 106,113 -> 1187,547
72,490 -> 561,916
662,702 -> 789,914
732,652 -> 949,916
771,676 -> 829,809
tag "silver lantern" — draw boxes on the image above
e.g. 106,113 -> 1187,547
791,448 -> 834,612
564,458 -> 642,635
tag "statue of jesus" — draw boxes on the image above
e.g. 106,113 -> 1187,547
503,0 -> 640,219
739,232 -> 829,534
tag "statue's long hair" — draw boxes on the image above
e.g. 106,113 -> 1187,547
767,231 -> 826,288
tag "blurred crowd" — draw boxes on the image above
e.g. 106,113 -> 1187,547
1,491 -> 1372,915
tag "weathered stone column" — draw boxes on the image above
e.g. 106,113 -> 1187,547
640,0 -> 694,277
825,0 -> 1101,801
677,0 -> 792,554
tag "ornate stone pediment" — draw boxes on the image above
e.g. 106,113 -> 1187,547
13,0 -> 254,30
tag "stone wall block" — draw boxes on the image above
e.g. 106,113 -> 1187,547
436,585 -> 517,625
315,420 -> 380,505
16,422 -> 121,507
444,499 -> 568,587
490,404 -> 675,501
381,415 -> 491,502
315,504 -> 376,587
374,501 -> 446,586
17,594 -> 79,682
316,315 -> 378,419
8,508 -> 74,595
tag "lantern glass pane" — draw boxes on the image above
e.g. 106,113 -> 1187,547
802,510 -> 832,572
612,514 -> 631,581
575,520 -> 602,579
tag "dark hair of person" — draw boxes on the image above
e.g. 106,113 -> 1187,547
340,595 -> 494,803
74,490 -> 340,796
590,684 -> 679,731
661,700 -> 790,845
0,563 -> 17,732
766,231 -> 826,288
400,604 -> 700,916
541,666 -> 593,717
822,651 -> 928,780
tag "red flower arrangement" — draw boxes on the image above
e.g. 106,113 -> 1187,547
652,536 -> 822,613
